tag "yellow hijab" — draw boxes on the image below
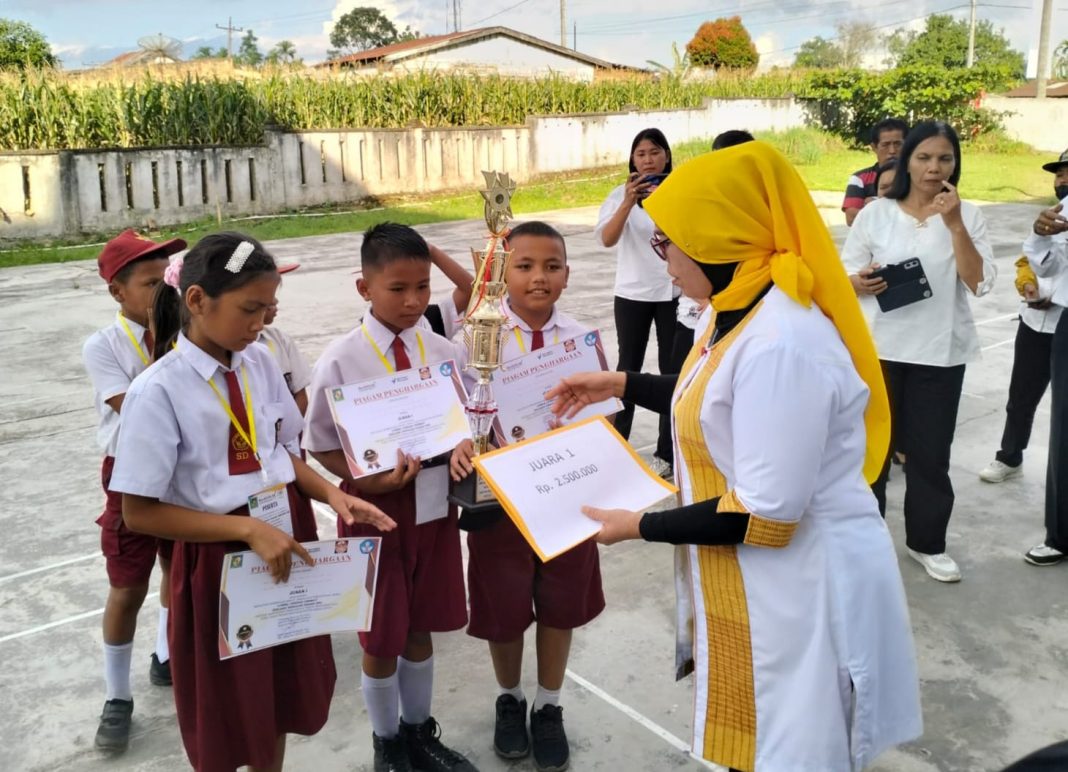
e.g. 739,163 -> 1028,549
643,141 -> 889,483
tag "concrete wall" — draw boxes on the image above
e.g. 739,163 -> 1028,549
986,96 -> 1068,152
0,97 -> 808,241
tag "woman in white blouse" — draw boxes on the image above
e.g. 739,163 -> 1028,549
842,120 -> 997,583
595,128 -> 678,471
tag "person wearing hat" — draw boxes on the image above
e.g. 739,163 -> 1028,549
1021,149 -> 1068,566
978,153 -> 1067,486
81,229 -> 186,751
546,142 -> 921,771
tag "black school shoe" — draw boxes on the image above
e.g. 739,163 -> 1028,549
373,733 -> 414,772
94,698 -> 134,751
530,704 -> 570,772
494,695 -> 530,759
149,653 -> 172,686
400,716 -> 478,771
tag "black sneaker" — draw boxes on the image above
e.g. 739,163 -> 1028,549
493,695 -> 530,759
400,716 -> 477,771
530,704 -> 569,772
149,654 -> 172,686
373,733 -> 414,772
94,698 -> 133,751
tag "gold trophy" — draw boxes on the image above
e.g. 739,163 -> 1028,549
448,171 -> 517,514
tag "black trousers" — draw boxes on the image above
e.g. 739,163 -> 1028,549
871,360 -> 966,555
1045,311 -> 1068,550
613,296 -> 678,460
995,320 -> 1053,467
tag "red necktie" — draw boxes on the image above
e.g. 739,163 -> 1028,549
143,329 -> 155,359
531,330 -> 545,351
392,336 -> 412,371
224,370 -> 262,476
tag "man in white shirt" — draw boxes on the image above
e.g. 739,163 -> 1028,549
1021,150 -> 1068,566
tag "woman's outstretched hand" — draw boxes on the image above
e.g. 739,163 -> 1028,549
546,371 -> 627,420
582,506 -> 643,545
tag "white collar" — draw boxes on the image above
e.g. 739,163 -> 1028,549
363,310 -> 421,349
116,312 -> 147,337
505,297 -> 559,334
177,331 -> 254,381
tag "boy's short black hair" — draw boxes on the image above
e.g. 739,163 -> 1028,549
871,118 -> 909,146
111,250 -> 170,284
361,222 -> 431,272
508,221 -> 567,259
712,130 -> 755,150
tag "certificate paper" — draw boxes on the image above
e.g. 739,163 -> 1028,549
218,538 -> 381,659
473,417 -> 677,561
492,330 -> 621,445
326,359 -> 471,479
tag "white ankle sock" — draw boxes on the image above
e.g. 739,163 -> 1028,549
533,685 -> 561,711
103,641 -> 134,701
362,671 -> 400,739
498,684 -> 525,702
155,608 -> 170,663
398,655 -> 434,726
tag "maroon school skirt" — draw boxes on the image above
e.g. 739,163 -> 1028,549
168,483 -> 336,772
340,478 -> 467,658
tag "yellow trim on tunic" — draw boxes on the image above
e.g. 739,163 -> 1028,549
673,304 -> 761,772
743,515 -> 798,549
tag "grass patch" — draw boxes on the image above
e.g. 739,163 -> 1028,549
0,132 -> 1054,269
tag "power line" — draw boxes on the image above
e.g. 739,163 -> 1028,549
467,0 -> 536,28
215,17 -> 244,60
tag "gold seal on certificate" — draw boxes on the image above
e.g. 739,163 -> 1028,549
473,417 -> 677,560
449,170 -> 519,513
326,359 -> 471,479
218,538 -> 382,659
492,329 -> 621,444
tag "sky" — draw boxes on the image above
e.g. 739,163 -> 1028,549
4,0 -> 1067,72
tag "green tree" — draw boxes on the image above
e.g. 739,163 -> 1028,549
686,16 -> 758,70
235,29 -> 263,67
794,37 -> 844,69
887,14 -> 1024,76
1055,39 -> 1068,78
0,18 -> 57,70
647,42 -> 692,83
836,21 -> 879,68
330,7 -> 403,54
266,40 -> 299,65
192,45 -> 227,60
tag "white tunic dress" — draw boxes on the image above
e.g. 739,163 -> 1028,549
671,287 -> 922,771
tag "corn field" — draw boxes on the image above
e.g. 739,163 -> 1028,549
0,69 -> 807,151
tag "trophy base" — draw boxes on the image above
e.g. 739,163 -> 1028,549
449,471 -> 504,525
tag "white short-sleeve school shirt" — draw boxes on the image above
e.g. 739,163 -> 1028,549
82,313 -> 152,457
110,334 -> 303,514
841,197 -> 997,367
595,183 -> 677,302
498,300 -> 589,363
257,325 -> 313,394
304,312 -> 467,454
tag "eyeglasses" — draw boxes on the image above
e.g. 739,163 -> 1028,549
649,234 -> 670,261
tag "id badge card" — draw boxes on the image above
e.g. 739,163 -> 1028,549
248,483 -> 293,536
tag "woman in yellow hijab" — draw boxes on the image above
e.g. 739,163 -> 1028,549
548,142 -> 922,771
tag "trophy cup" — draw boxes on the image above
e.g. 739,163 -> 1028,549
448,171 -> 517,514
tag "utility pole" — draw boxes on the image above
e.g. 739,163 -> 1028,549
966,0 -> 977,67
215,16 -> 243,60
573,21 -> 577,50
453,0 -> 461,33
1037,0 -> 1054,97
560,0 -> 566,47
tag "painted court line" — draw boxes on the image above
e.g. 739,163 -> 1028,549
0,592 -> 160,645
0,552 -> 101,583
974,313 -> 1019,327
565,668 -> 723,771
982,337 -> 1016,352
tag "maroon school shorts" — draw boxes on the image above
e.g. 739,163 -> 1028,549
97,456 -> 171,587
340,479 -> 467,658
466,513 -> 605,642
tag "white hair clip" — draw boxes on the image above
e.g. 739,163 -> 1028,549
224,241 -> 255,273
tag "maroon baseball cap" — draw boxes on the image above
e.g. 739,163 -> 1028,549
98,229 -> 187,283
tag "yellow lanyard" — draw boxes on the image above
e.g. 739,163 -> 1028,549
513,326 -> 559,355
206,366 -> 259,464
362,324 -> 426,372
117,312 -> 150,366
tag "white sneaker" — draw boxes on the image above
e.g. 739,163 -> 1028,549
907,549 -> 962,582
1024,544 -> 1065,566
649,457 -> 674,480
979,460 -> 1021,483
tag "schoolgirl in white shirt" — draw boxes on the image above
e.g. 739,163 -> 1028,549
109,232 -> 394,771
